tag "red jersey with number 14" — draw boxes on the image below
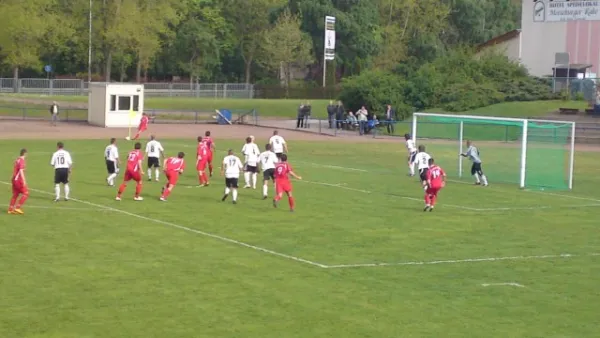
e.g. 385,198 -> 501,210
274,162 -> 293,182
197,143 -> 208,160
426,165 -> 445,188
166,157 -> 186,173
12,157 -> 25,183
126,150 -> 143,172
202,137 -> 213,151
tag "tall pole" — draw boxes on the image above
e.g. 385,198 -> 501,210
322,57 -> 326,87
88,0 -> 92,84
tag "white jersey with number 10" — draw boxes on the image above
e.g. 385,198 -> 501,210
415,152 -> 432,170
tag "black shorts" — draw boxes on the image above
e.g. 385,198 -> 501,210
263,168 -> 275,181
471,163 -> 483,176
225,178 -> 239,188
106,160 -> 116,174
54,168 -> 69,184
245,164 -> 257,173
275,152 -> 283,159
409,151 -> 417,163
147,157 -> 160,168
419,168 -> 429,181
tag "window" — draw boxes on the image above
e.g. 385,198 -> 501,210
110,95 -> 116,111
118,96 -> 131,111
133,95 -> 139,111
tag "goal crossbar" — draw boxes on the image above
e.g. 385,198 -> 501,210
411,112 -> 576,190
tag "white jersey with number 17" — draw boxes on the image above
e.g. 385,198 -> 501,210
415,152 -> 432,170
223,155 -> 243,178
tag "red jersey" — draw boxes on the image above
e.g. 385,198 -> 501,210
202,137 -> 213,151
139,116 -> 149,128
166,157 -> 186,173
274,162 -> 293,182
197,143 -> 208,160
126,150 -> 143,172
12,157 -> 25,183
426,165 -> 445,187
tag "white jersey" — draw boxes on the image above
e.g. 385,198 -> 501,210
104,144 -> 119,162
415,152 -> 432,170
406,139 -> 416,154
241,143 -> 261,166
269,135 -> 286,153
145,140 -> 164,158
464,146 -> 482,163
258,151 -> 278,171
223,155 -> 243,178
50,149 -> 73,169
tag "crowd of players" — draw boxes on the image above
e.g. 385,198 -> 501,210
404,133 -> 489,211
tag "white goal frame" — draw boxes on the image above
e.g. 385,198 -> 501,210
412,112 -> 576,190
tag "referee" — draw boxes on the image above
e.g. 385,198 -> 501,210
50,142 -> 73,201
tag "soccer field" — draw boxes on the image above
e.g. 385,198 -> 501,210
1,138 -> 599,337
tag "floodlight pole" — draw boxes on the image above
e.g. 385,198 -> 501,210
88,0 -> 92,84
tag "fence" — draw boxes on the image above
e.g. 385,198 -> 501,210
0,79 -> 254,98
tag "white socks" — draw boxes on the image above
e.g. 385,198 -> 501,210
147,168 -> 152,177
147,168 -> 160,180
232,189 -> 238,201
251,173 -> 257,188
55,184 -> 60,199
64,184 -> 70,199
263,184 -> 268,197
244,172 -> 251,186
474,173 -> 481,183
155,168 -> 160,180
225,187 -> 230,195
474,173 -> 489,185
409,164 -> 415,176
481,175 -> 488,185
107,173 -> 117,185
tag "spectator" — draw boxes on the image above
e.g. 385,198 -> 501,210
327,100 -> 336,129
296,102 -> 305,128
356,106 -> 368,135
303,101 -> 312,128
346,111 -> 358,130
384,104 -> 396,134
50,101 -> 59,126
335,100 -> 345,129
368,114 -> 380,134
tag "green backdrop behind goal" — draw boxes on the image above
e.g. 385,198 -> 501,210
412,113 -> 574,190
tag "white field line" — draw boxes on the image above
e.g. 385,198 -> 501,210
0,181 -> 328,269
325,253 -> 600,269
27,205 -> 109,211
481,283 -> 525,288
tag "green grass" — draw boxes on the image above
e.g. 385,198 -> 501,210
0,94 -> 329,118
1,138 -> 599,337
428,100 -> 587,118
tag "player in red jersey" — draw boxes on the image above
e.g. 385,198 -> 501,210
131,112 -> 150,140
8,149 -> 29,215
202,131 -> 216,177
160,152 -> 186,201
196,136 -> 209,186
424,158 -> 446,212
273,154 -> 302,212
116,142 -> 144,201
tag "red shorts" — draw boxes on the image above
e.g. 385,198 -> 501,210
426,186 -> 441,196
275,180 -> 292,194
124,170 -> 142,182
207,152 -> 213,163
12,181 -> 27,194
165,171 -> 179,185
196,159 -> 207,171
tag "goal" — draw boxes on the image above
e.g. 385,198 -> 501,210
411,112 -> 576,190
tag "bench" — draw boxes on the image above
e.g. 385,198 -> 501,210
585,108 -> 600,117
559,108 -> 579,115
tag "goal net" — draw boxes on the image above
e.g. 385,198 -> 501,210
412,113 -> 575,190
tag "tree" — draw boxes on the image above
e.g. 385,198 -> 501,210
223,0 -> 285,83
261,9 -> 313,88
0,0 -> 53,86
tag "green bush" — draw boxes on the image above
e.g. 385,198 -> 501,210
440,82 -> 504,112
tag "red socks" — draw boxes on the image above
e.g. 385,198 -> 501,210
424,194 -> 431,205
132,133 -> 140,140
430,194 -> 437,206
208,164 -> 213,175
17,193 -> 28,208
117,183 -> 127,197
198,172 -> 208,185
288,196 -> 295,210
135,182 -> 142,197
9,194 -> 17,209
161,189 -> 171,199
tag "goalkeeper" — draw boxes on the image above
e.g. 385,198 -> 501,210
460,140 -> 488,186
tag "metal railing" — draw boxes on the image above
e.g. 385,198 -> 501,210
0,79 -> 254,98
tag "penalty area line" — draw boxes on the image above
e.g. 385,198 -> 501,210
0,181 -> 328,269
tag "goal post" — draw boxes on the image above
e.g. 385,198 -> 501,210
412,112 -> 575,190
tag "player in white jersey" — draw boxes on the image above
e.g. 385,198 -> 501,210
50,142 -> 73,201
145,135 -> 165,182
414,145 -> 432,189
241,136 -> 261,189
269,130 -> 288,159
104,138 -> 120,186
258,143 -> 279,199
404,133 -> 417,176
221,149 -> 244,204
461,140 -> 488,186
